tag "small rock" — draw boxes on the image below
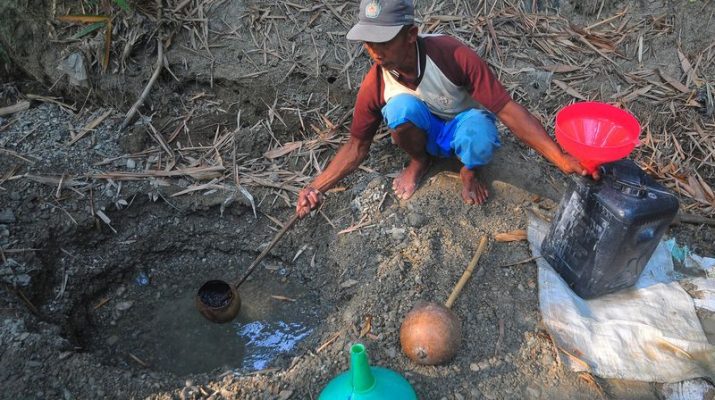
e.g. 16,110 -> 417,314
106,335 -> 119,346
126,159 -> 136,169
526,386 -> 541,398
340,279 -> 358,289
115,286 -> 126,297
454,393 -> 465,400
277,389 -> 293,400
542,353 -> 554,365
0,209 -> 16,224
517,283 -> 525,291
386,227 -> 405,241
469,363 -> 480,371
386,347 -> 397,359
115,301 -> 133,311
406,212 -> 425,228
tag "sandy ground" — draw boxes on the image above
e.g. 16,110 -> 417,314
1,0 -> 714,399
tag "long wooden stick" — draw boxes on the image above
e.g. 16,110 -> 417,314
119,39 -> 163,131
234,214 -> 300,287
445,235 -> 488,309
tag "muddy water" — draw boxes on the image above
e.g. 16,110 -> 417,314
103,277 -> 317,376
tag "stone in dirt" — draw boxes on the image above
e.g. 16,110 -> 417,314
0,209 -> 16,224
106,335 -> 119,346
407,212 -> 425,228
115,301 -> 134,311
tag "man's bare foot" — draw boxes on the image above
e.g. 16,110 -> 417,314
460,166 -> 488,205
393,157 -> 430,200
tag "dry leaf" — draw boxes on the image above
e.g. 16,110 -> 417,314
677,48 -> 694,79
621,85 -> 653,103
95,209 -> 111,225
541,65 -> 581,73
57,15 -> 109,23
687,175 -> 708,203
340,279 -> 358,289
553,79 -> 587,100
271,295 -> 296,302
657,69 -> 690,93
359,315 -> 372,338
264,142 -> 302,159
558,346 -> 591,371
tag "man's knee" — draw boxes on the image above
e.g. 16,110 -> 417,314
451,109 -> 501,169
390,121 -> 419,144
381,94 -> 432,132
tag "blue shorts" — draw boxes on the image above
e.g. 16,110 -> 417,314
381,93 -> 501,169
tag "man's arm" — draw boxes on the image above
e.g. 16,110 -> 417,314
496,100 -> 590,177
296,136 -> 372,217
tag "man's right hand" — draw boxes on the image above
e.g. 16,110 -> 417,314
296,186 -> 323,218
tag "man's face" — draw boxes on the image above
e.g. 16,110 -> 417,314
363,26 -> 417,71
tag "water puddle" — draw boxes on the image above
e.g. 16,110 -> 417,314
238,320 -> 313,371
96,277 -> 318,376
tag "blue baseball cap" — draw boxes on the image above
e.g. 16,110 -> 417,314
346,0 -> 414,43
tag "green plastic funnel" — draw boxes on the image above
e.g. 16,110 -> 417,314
319,343 -> 418,399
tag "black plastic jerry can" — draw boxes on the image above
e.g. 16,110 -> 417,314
540,159 -> 679,299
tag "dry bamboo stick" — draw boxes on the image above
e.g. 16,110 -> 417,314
119,39 -> 164,131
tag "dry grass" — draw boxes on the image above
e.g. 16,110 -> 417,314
41,0 -> 715,217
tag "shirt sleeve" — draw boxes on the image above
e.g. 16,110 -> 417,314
425,35 -> 511,114
350,65 -> 385,141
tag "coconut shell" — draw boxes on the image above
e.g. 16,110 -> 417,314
399,302 -> 462,365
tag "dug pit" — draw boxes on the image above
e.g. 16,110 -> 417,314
64,197 -> 325,377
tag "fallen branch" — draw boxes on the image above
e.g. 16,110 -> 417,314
24,94 -> 77,112
673,213 -> 715,226
4,284 -> 40,316
316,331 -> 342,353
23,174 -> 87,190
119,39 -> 163,131
495,230 -> 528,242
91,165 -> 224,181
0,101 -> 30,116
498,255 -> 542,268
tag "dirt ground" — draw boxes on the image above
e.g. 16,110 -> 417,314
1,0 -> 714,399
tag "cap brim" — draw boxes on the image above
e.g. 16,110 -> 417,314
346,23 -> 402,43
